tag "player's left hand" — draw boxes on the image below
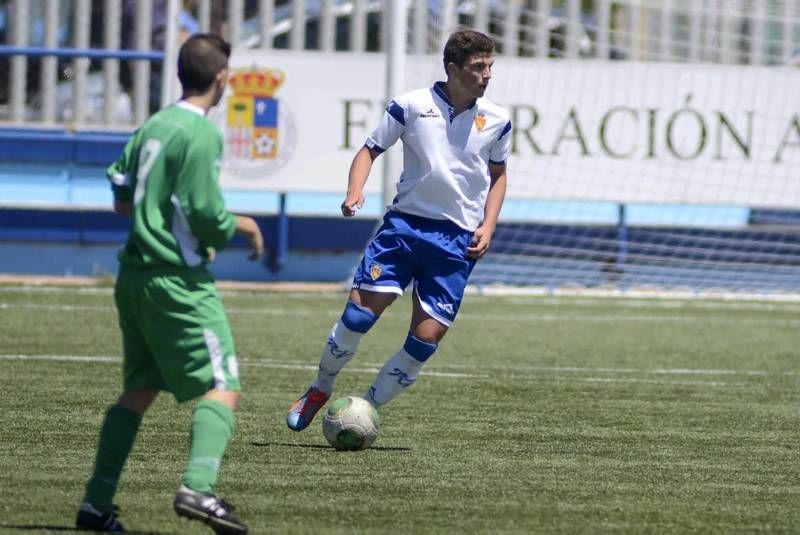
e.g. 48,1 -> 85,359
234,215 -> 265,260
466,226 -> 493,259
114,199 -> 132,216
246,229 -> 265,260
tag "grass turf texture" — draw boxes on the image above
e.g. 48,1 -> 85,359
0,284 -> 798,533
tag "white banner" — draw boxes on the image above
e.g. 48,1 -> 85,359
217,51 -> 800,208
214,50 -> 405,194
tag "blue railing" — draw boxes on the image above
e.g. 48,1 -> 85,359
0,128 -> 130,165
0,45 -> 164,61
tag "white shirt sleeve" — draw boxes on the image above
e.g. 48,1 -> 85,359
365,98 -> 407,153
489,120 -> 512,165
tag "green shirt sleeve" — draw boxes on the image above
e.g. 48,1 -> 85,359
106,132 -> 137,203
173,126 -> 237,250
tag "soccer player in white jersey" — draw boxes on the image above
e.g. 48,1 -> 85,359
287,30 -> 511,430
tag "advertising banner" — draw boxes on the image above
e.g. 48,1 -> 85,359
218,50 -> 800,208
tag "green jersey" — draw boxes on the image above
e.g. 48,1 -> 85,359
108,102 -> 236,270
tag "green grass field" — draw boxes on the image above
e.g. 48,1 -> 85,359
1,282 -> 798,533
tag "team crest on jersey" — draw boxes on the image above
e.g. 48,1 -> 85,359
370,264 -> 382,280
474,112 -> 487,132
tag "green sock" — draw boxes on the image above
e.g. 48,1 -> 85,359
83,404 -> 142,512
182,399 -> 235,494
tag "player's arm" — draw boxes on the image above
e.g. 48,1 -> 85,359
467,162 -> 507,260
341,146 -> 380,216
106,133 -> 137,217
176,131 -> 260,258
341,98 -> 406,217
234,215 -> 264,260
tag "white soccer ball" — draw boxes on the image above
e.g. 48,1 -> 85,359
322,396 -> 380,451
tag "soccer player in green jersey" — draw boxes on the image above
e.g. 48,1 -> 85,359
75,33 -> 263,534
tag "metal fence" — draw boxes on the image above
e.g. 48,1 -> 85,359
1,0 -> 798,129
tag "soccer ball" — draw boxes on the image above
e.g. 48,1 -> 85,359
322,396 -> 380,451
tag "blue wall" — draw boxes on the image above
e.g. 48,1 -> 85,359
0,207 -> 376,281
1,127 -> 799,290
0,127 -> 376,282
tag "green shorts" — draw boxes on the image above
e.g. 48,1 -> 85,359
114,265 -> 241,402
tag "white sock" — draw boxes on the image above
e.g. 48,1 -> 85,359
312,321 -> 364,394
365,348 -> 425,407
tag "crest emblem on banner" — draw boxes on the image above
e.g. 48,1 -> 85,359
474,112 -> 486,132
226,67 -> 285,160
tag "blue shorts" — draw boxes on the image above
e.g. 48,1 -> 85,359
352,211 -> 477,327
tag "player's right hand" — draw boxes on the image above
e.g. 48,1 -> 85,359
341,194 -> 364,217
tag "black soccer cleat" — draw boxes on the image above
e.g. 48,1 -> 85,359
173,485 -> 248,534
75,502 -> 127,532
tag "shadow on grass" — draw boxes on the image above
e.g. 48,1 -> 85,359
0,526 -> 167,534
250,441 -> 412,452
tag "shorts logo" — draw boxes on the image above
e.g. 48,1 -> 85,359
474,112 -> 486,132
370,264 -> 382,280
436,302 -> 455,316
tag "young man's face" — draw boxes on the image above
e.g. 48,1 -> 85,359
451,54 -> 494,99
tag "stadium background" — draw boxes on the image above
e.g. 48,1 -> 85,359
1,0 -> 799,295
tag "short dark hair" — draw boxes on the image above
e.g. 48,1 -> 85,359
443,30 -> 495,71
177,33 -> 231,94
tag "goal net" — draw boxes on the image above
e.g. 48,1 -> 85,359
418,0 -> 800,296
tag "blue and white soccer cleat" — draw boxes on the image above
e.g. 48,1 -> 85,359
286,386 -> 330,431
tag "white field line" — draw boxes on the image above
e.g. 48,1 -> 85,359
5,285 -> 800,312
0,354 -> 486,380
6,279 -> 800,303
240,359 -> 486,379
458,314 -> 800,326
0,285 -> 343,299
3,301 -> 800,326
0,302 -> 112,312
469,285 -> 800,303
1,354 -> 793,387
550,375 -> 752,387
0,286 -> 114,295
0,354 -> 120,363
497,297 -> 800,313
432,362 -> 797,377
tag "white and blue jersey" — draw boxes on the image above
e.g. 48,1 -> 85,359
366,81 -> 512,232
354,83 -> 512,326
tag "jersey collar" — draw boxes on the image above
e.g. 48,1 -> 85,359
176,100 -> 206,116
432,81 -> 477,122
